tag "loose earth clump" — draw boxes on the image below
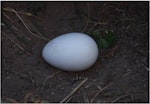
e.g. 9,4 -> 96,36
2,2 -> 149,103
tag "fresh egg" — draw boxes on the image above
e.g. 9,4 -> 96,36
42,32 -> 98,71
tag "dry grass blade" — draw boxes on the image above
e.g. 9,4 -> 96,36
88,21 -> 108,25
3,7 -> 42,20
82,89 -> 89,103
87,3 -> 109,34
121,18 -> 146,23
130,93 -> 134,102
42,71 -> 61,86
10,70 -> 35,91
60,77 -> 88,103
13,71 -> 35,90
2,31 -> 31,56
65,96 -> 73,103
3,97 -> 18,103
11,25 -> 22,32
2,11 -> 12,22
3,12 -> 22,32
3,12 -> 23,32
40,71 -> 62,93
28,20 -> 46,38
82,2 -> 90,33
24,92 -> 34,103
3,7 -> 49,41
90,82 -> 114,103
129,23 -> 148,30
3,10 -> 24,34
23,91 -> 41,103
111,93 -> 134,103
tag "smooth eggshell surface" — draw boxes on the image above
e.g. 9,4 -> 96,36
42,32 -> 98,71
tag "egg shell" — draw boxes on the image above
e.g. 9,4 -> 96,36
42,32 -> 98,71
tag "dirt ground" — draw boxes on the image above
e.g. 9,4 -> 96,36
1,1 -> 149,103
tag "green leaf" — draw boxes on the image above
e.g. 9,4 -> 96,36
99,38 -> 109,48
92,34 -> 109,48
90,30 -> 116,49
103,30 -> 116,46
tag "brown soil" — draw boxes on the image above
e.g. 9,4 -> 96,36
1,1 -> 149,103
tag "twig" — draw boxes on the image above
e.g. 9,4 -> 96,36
2,31 -> 31,56
90,82 -> 114,103
4,7 -> 49,41
111,93 -> 133,103
82,2 -> 90,33
60,77 -> 88,103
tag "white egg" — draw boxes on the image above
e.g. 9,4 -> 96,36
42,32 -> 98,71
